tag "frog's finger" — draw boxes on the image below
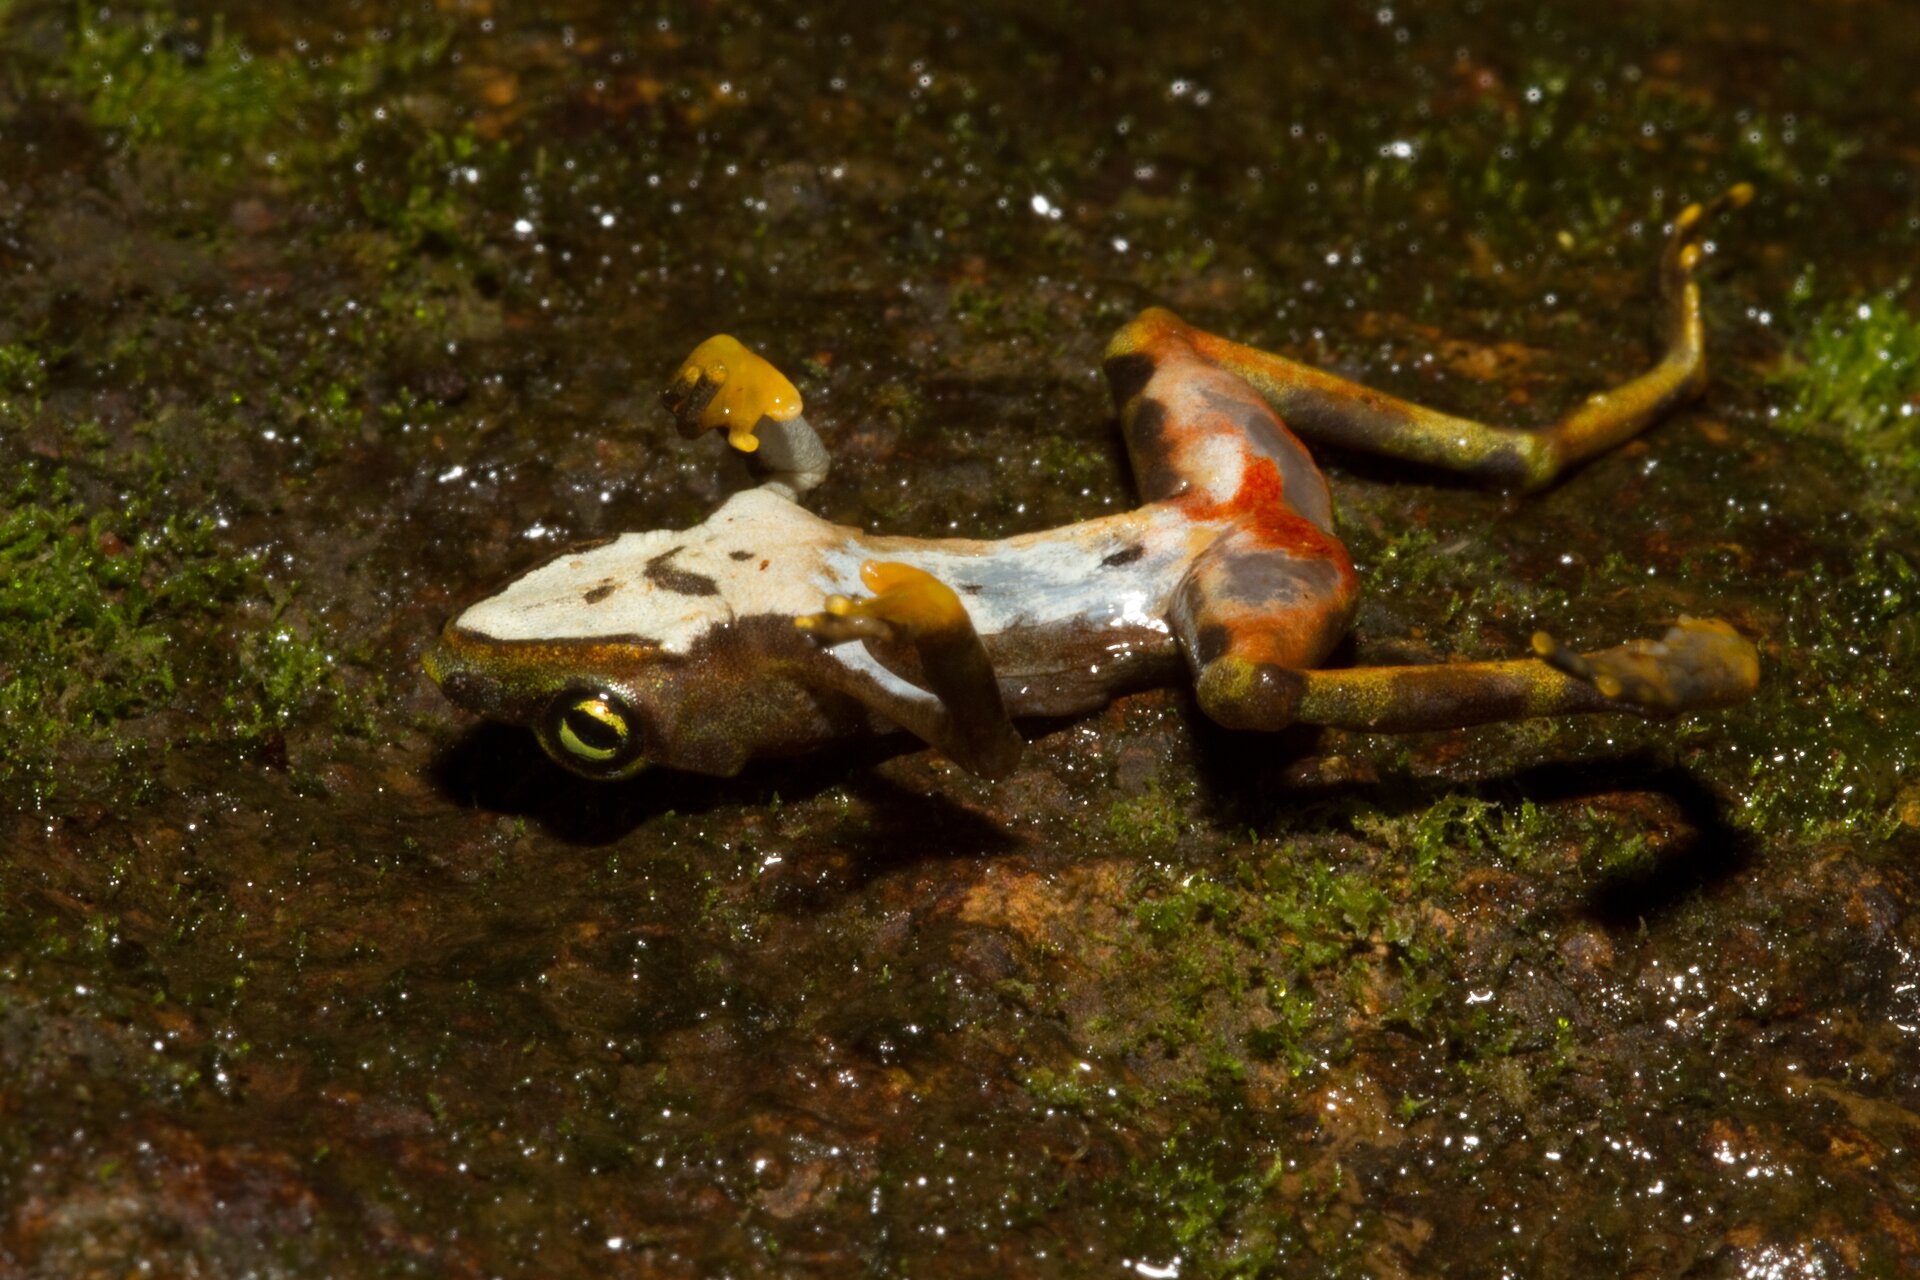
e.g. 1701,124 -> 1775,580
796,562 -> 972,645
1532,617 -> 1759,716
660,334 -> 804,454
795,596 -> 896,645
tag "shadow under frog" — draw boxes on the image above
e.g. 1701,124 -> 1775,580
426,187 -> 1760,789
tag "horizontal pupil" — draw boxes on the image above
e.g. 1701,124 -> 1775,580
566,707 -> 625,752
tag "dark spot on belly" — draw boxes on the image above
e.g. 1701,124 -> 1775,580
959,583 -> 984,595
583,579 -> 619,604
729,549 -> 754,561
1102,544 -> 1146,568
644,545 -> 720,597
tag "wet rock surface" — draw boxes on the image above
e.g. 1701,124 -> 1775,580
0,0 -> 1916,1275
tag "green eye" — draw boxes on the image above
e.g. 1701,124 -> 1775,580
546,690 -> 645,776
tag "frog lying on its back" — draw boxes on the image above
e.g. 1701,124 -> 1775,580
426,188 -> 1758,780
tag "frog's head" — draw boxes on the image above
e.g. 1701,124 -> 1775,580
424,529 -> 772,779
425,625 -> 665,780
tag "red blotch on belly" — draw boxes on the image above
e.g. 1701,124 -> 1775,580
1179,456 -> 1351,569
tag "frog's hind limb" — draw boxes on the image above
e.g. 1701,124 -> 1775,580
1101,292 -> 1366,729
1197,618 -> 1758,734
796,561 -> 1025,778
1118,183 -> 1753,493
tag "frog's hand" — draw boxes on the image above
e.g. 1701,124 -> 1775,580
661,334 -> 830,498
795,561 -> 1023,778
1196,618 -> 1757,733
1111,183 -> 1753,493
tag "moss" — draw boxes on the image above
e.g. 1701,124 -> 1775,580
1020,1065 -> 1100,1113
357,128 -> 496,261
55,9 -> 441,180
1340,516 -> 1570,660
1769,290 -> 1920,503
1737,536 -> 1919,840
1088,837 -> 1423,1086
0,466 -> 367,802
0,342 -> 44,399
1105,781 -> 1190,857
1111,1129 -> 1368,1280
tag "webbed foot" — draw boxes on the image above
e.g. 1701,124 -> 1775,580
1531,617 -> 1759,716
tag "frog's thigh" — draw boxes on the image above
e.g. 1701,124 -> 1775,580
1176,527 -> 1359,731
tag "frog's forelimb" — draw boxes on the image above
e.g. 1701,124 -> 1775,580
797,561 -> 1023,777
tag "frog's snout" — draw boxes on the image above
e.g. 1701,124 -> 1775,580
421,635 -> 487,710
421,639 -> 448,687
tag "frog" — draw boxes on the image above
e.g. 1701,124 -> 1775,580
425,186 -> 1759,782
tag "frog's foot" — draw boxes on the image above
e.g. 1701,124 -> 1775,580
1662,183 -> 1755,295
1531,617 -> 1759,717
1656,183 -> 1755,388
797,561 -> 1022,777
661,335 -> 829,496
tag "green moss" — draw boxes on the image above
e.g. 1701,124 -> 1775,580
1769,290 -> 1920,495
0,342 -> 44,398
0,466 -> 366,802
1340,517 -> 1568,660
1111,1129 -> 1366,1280
64,16 -> 351,168
1063,780 -> 1686,1112
358,129 -> 494,260
54,8 -> 444,182
1089,840 -> 1423,1086
1105,781 -> 1191,857
1738,536 -> 1919,840
1035,434 -> 1112,494
1020,1065 -> 1100,1113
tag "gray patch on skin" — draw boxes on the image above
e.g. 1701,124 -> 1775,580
1102,544 -> 1146,567
644,546 -> 721,597
1121,395 -> 1187,502
1210,551 -> 1342,608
